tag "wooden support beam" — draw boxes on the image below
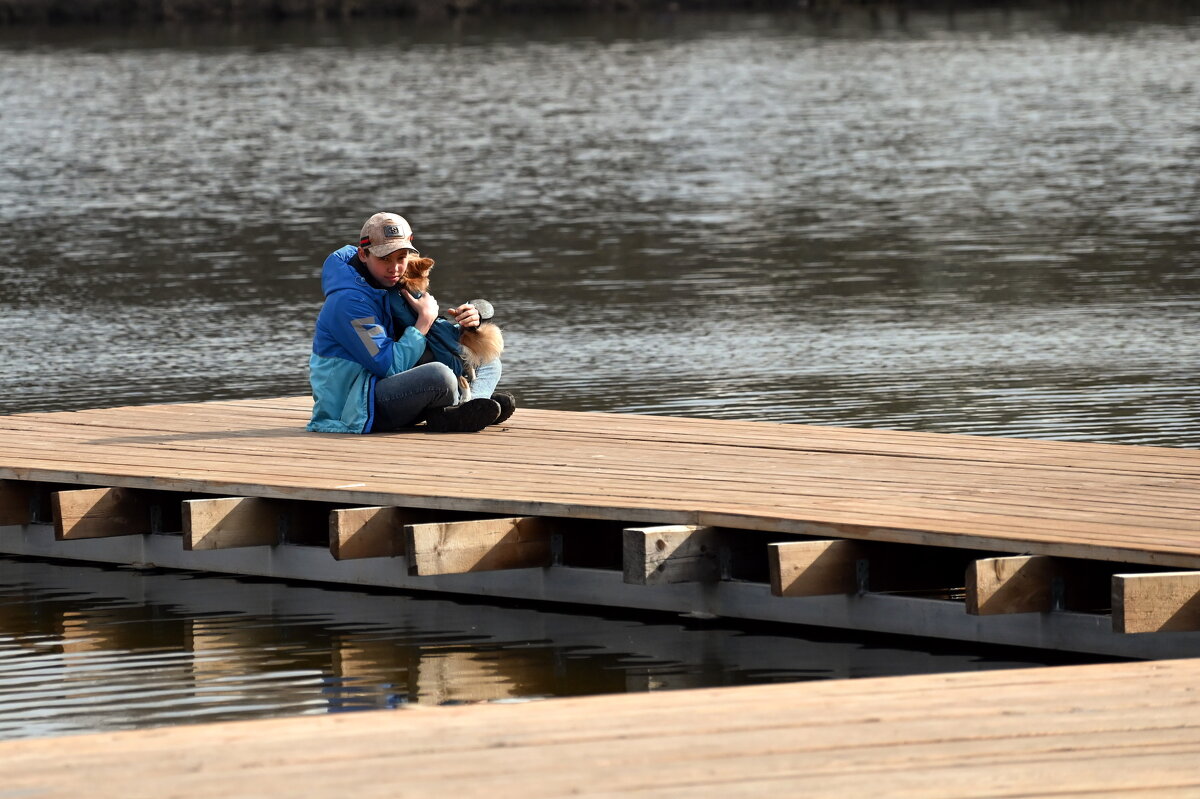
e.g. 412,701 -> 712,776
0,480 -> 34,526
1113,571 -> 1200,634
330,507 -> 482,560
769,540 -> 865,597
967,555 -> 1113,615
331,507 -> 408,560
967,555 -> 1059,615
184,497 -> 280,551
623,525 -> 729,586
406,517 -> 554,576
52,487 -> 153,540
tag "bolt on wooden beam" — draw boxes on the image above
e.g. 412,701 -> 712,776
52,487 -> 154,540
623,525 -> 730,586
0,480 -> 34,526
184,497 -> 281,551
768,540 -> 866,597
1113,571 -> 1200,634
406,517 -> 555,576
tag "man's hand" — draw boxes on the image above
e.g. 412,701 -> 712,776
403,289 -> 440,335
447,303 -> 481,329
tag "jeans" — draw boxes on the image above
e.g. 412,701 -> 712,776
371,362 -> 458,432
469,359 -> 502,400
371,358 -> 504,432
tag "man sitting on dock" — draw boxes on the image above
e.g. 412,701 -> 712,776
307,212 -> 514,434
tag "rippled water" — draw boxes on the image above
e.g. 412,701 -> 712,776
0,558 -> 1096,740
0,5 -> 1196,443
0,4 -> 1194,738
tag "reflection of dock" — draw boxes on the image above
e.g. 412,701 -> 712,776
2,655 -> 1199,797
0,397 -> 1197,658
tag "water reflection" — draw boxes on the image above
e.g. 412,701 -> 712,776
0,557 -> 1098,739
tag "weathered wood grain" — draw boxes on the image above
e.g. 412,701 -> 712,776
0,658 -> 1198,798
0,399 -> 1195,569
769,539 -> 865,597
52,487 -> 152,540
1113,571 -> 1200,633
406,517 -> 554,576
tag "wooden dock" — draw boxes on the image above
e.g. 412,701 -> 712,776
0,396 -> 1198,657
1,655 -> 1198,797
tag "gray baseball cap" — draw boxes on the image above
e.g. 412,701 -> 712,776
359,212 -> 419,257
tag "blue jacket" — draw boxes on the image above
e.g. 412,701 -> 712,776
307,246 -> 430,433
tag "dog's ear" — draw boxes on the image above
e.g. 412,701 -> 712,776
401,257 -> 435,294
407,256 -> 435,275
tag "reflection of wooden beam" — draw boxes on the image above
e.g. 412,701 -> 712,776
0,480 -> 33,526
53,487 -> 152,540
406,517 -> 553,576
1113,572 -> 1200,634
769,540 -> 864,597
184,497 -> 279,551
623,525 -> 726,586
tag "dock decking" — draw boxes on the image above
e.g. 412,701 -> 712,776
0,397 -> 1197,656
1,656 -> 1198,797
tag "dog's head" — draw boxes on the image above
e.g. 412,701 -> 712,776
397,256 -> 435,295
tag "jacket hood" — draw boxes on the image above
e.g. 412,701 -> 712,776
321,245 -> 384,298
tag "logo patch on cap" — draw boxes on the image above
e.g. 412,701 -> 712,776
383,225 -> 402,238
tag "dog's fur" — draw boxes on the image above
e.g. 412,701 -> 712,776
399,256 -> 504,395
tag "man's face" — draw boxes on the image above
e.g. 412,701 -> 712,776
361,248 -> 413,287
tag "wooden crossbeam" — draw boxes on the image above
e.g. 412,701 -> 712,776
967,555 -> 1059,615
967,555 -> 1114,615
184,497 -> 280,551
623,525 -> 728,585
1113,571 -> 1200,633
0,479 -> 33,526
330,506 -> 409,560
52,487 -> 153,540
769,540 -> 865,597
330,507 -> 483,560
406,517 -> 554,576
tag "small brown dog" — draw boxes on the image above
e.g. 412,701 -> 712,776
399,256 -> 503,396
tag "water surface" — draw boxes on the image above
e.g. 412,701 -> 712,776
0,4 -> 1194,739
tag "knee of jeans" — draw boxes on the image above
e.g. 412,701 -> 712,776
429,363 -> 460,401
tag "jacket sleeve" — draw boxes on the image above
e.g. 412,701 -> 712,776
325,292 -> 427,378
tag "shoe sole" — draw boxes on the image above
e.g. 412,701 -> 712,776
425,398 -> 501,433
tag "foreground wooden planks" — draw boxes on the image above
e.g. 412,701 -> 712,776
0,399 -> 1197,568
0,658 -> 1198,798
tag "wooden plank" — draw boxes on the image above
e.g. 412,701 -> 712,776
769,540 -> 864,597
1113,571 -> 1200,633
52,487 -> 152,540
1,658 -> 1199,798
0,399 -> 1196,571
405,517 -> 554,576
184,497 -> 280,551
623,525 -> 729,585
0,479 -> 33,526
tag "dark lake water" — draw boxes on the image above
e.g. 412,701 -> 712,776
0,3 -> 1195,738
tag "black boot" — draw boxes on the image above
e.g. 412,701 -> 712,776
491,392 -> 517,425
423,398 -> 501,433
